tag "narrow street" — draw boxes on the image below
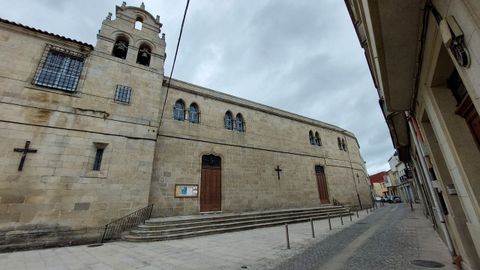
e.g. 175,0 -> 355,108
275,204 -> 455,270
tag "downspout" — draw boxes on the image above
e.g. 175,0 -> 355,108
407,112 -> 456,258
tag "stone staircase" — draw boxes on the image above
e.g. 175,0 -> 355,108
123,205 -> 352,242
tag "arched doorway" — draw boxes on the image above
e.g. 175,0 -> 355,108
200,155 -> 222,212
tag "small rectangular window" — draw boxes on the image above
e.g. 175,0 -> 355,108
93,148 -> 104,171
33,45 -> 85,92
114,85 -> 132,104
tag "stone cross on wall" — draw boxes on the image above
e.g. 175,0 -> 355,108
13,141 -> 37,171
275,165 -> 282,180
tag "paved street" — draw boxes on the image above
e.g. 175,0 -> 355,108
275,204 -> 454,270
0,204 -> 454,270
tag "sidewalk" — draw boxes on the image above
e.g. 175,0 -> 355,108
0,209 -> 372,270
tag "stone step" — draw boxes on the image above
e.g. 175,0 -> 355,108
135,208 -> 348,231
124,206 -> 353,242
145,205 -> 342,226
130,211 -> 350,236
124,211 -> 352,242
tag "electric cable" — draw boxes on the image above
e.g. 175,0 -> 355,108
159,0 -> 191,127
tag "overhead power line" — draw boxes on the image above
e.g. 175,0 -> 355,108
159,0 -> 191,127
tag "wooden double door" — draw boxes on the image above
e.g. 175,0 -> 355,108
200,155 -> 222,212
315,165 -> 330,204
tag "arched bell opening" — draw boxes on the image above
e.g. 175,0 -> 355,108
136,43 -> 152,66
112,36 -> 129,59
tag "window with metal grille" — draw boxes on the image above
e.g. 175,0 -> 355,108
114,85 -> 132,104
33,45 -> 85,92
93,148 -> 104,171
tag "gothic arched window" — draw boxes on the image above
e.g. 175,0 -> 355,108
173,99 -> 185,121
309,131 -> 315,145
188,103 -> 199,123
224,111 -> 233,130
136,43 -> 152,66
235,113 -> 245,132
337,137 -> 342,150
112,36 -> 129,59
315,132 -> 322,146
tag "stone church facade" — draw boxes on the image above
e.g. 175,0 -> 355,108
0,3 -> 370,249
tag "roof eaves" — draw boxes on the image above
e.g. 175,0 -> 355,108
0,18 -> 94,49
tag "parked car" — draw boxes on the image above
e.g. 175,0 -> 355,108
385,196 -> 402,203
374,196 -> 383,202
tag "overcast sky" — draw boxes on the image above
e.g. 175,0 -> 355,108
0,0 -> 394,174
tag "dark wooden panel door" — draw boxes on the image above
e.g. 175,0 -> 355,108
200,155 -> 221,212
315,165 -> 329,204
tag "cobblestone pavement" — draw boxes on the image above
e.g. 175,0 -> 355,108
274,204 -> 455,270
0,204 -> 454,270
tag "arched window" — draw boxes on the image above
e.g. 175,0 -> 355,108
315,132 -> 322,146
342,138 -> 347,151
224,111 -> 233,130
173,99 -> 185,121
309,131 -> 315,145
136,44 -> 152,66
337,137 -> 342,150
188,103 -> 199,123
134,17 -> 143,30
235,113 -> 245,132
112,36 -> 129,59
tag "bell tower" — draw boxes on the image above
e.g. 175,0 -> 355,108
95,2 -> 166,71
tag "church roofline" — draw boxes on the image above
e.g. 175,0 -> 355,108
0,18 -> 94,49
164,77 -> 358,141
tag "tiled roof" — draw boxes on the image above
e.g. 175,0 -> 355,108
0,18 -> 94,49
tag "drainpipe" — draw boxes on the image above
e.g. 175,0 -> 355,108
407,112 -> 456,257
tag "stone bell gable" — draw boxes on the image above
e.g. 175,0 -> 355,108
95,1 -> 166,72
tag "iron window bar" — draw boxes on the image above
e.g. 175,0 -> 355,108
33,44 -> 86,92
114,85 -> 132,104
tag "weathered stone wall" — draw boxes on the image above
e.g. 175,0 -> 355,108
149,79 -> 371,217
0,5 -> 164,250
0,3 -> 372,251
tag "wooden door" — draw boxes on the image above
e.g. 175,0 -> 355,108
200,155 -> 221,212
315,165 -> 329,204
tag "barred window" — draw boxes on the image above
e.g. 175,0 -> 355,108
34,45 -> 85,92
114,85 -> 132,104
